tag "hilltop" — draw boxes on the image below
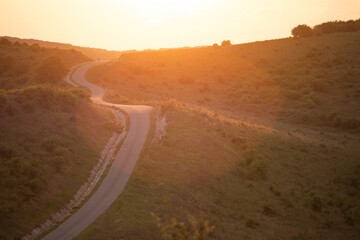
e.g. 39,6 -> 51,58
3,36 -> 126,60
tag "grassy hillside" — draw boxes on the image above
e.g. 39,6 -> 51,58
87,31 -> 360,130
82,31 -> 360,239
4,36 -> 124,60
77,103 -> 360,240
0,38 -> 114,239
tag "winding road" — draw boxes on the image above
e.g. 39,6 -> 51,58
43,62 -> 152,240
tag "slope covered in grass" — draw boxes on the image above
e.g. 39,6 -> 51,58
0,38 -> 114,239
82,30 -> 360,239
87,31 -> 360,130
77,103 -> 360,240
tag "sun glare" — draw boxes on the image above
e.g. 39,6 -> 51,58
119,0 -> 215,26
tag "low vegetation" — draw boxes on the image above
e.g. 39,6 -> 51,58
86,29 -> 360,132
76,103 -> 360,240
152,213 -> 215,240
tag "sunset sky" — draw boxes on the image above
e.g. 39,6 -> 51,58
0,0 -> 359,51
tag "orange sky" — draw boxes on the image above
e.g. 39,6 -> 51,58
0,0 -> 359,51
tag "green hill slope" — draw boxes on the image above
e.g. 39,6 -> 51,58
81,31 -> 360,239
77,103 -> 360,240
0,38 -> 114,239
87,31 -> 360,131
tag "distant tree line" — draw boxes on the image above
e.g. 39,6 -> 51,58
292,18 -> 360,37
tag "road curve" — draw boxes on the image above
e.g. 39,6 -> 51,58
43,62 -> 152,240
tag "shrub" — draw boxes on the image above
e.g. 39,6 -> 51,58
35,56 -> 68,84
335,117 -> 360,129
0,38 -> 12,45
52,156 -> 66,172
0,54 -> 15,76
221,40 -> 231,47
103,120 -> 124,133
70,88 -> 91,99
344,206 -> 360,225
0,144 -> 14,159
30,43 -> 41,52
314,19 -> 360,34
250,157 -> 268,179
323,111 -> 360,130
262,205 -> 276,217
269,185 -> 281,196
305,192 -> 323,212
12,85 -> 83,110
40,136 -> 67,153
291,24 -> 313,37
152,213 -> 215,240
245,218 -> 259,228
104,93 -> 130,104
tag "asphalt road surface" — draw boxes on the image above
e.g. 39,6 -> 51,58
43,62 -> 152,240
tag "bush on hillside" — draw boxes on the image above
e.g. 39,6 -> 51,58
0,144 -> 14,159
35,56 -> 68,84
0,54 -> 15,76
221,40 -> 231,46
344,206 -> 360,225
152,213 -> 215,240
291,18 -> 360,37
304,191 -> 325,212
291,24 -> 313,37
250,157 -> 268,179
30,43 -> 42,52
314,19 -> 360,34
0,38 -> 12,46
103,120 -> 124,133
11,85 -> 86,111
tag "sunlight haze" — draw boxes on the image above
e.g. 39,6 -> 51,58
0,0 -> 359,50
